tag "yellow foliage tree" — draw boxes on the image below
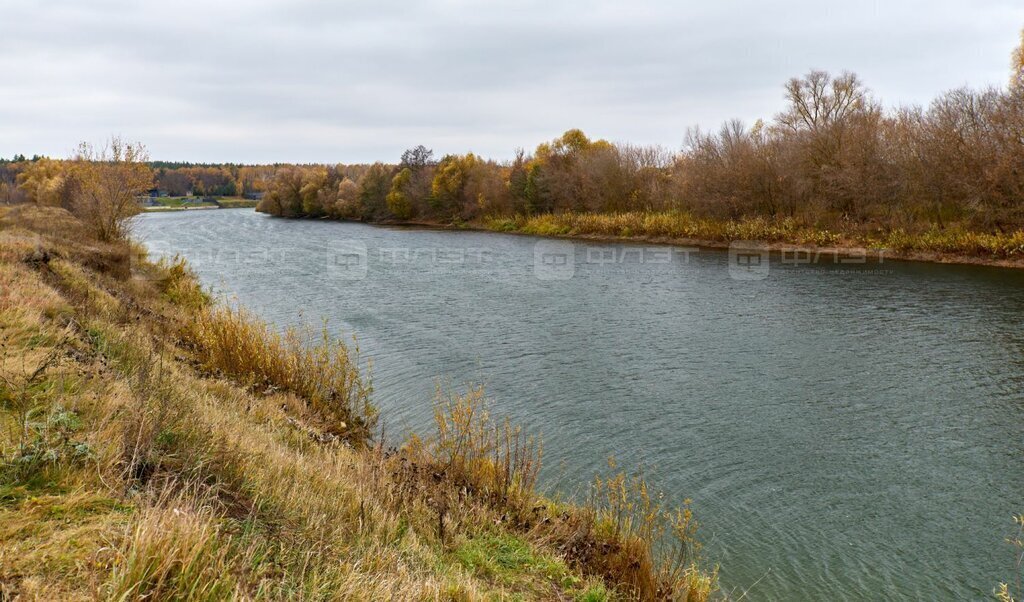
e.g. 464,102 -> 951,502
70,137 -> 152,242
15,158 -> 66,206
1012,27 -> 1024,92
386,168 -> 414,219
332,178 -> 361,219
431,153 -> 480,219
299,168 -> 329,216
554,128 -> 592,154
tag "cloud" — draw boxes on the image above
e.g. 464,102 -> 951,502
1,0 -> 1022,163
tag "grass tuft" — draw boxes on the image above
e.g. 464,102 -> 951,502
183,305 -> 376,443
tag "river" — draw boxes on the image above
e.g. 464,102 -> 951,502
135,208 -> 1024,600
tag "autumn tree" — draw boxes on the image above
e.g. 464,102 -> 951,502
332,178 -> 361,219
156,168 -> 192,196
15,158 -> 66,206
1012,27 -> 1024,93
508,149 -> 530,212
257,167 -> 304,217
0,163 -> 25,204
462,159 -> 511,218
69,138 -> 152,242
386,168 -> 415,219
358,163 -> 394,220
521,129 -> 620,213
431,153 -> 479,219
299,168 -> 329,216
237,165 -> 275,196
775,71 -> 873,172
400,145 -> 435,170
616,143 -> 675,212
395,146 -> 436,214
772,70 -> 885,219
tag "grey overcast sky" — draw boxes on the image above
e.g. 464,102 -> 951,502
1,0 -> 1022,163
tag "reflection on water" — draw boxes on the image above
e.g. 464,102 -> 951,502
136,209 -> 1024,600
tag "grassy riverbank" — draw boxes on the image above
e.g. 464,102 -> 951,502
143,197 -> 260,212
272,209 -> 1024,269
0,204 -> 715,600
481,212 -> 1024,268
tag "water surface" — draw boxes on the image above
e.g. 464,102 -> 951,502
136,209 -> 1024,600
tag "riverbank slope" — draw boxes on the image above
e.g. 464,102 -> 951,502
0,204 -> 715,601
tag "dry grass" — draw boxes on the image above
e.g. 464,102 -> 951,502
0,205 -> 132,277
486,211 -> 1024,259
405,385 -> 542,506
401,387 -> 715,601
486,212 -> 842,247
103,496 -> 240,601
997,513 -> 1024,602
0,204 -> 88,239
156,255 -> 211,310
47,258 -> 122,318
584,461 -> 716,601
183,305 -> 376,443
878,227 -> 1024,258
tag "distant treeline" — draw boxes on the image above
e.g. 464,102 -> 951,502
0,160 -> 286,203
256,33 -> 1024,236
147,165 -> 275,197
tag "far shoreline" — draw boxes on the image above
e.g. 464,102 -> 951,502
249,211 -> 1024,271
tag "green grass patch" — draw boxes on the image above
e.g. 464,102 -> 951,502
150,197 -> 218,208
454,533 -> 579,590
43,494 -> 133,520
575,583 -> 613,601
0,479 -> 67,507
